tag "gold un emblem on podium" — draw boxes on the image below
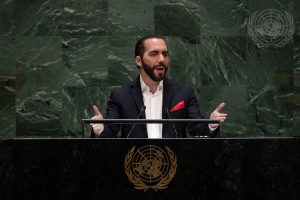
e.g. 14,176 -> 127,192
124,145 -> 177,191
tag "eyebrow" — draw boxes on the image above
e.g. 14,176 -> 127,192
148,50 -> 169,54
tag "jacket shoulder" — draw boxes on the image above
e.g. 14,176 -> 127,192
167,78 -> 193,92
110,84 -> 131,96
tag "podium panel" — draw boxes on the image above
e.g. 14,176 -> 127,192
0,138 -> 299,200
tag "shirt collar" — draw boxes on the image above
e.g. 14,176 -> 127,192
140,74 -> 163,94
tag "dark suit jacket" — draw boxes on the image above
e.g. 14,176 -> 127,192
92,76 -> 219,138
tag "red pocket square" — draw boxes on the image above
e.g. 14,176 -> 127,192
170,101 -> 185,112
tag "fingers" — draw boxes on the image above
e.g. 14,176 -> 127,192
91,115 -> 103,120
211,103 -> 227,124
93,105 -> 101,116
212,114 -> 227,123
91,105 -> 103,127
219,113 -> 227,117
218,116 -> 226,123
215,102 -> 225,112
92,124 -> 104,136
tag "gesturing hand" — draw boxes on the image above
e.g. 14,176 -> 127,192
92,105 -> 103,119
91,105 -> 104,135
209,102 -> 227,129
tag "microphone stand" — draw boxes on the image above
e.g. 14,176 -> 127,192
165,108 -> 178,138
126,105 -> 146,138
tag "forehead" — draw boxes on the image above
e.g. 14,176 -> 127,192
143,38 -> 167,51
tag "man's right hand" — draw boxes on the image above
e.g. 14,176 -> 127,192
91,105 -> 104,136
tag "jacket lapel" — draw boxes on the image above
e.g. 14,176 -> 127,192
162,78 -> 174,119
130,76 -> 146,119
162,78 -> 175,138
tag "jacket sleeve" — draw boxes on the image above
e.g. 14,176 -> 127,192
91,89 -> 121,138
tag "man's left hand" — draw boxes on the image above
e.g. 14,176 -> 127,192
209,102 -> 227,129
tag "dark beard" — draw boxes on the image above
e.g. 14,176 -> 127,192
141,59 -> 168,82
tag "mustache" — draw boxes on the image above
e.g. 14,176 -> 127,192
153,63 -> 167,69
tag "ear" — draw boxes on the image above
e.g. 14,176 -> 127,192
135,56 -> 142,68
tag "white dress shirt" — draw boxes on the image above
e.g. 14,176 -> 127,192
140,76 -> 163,138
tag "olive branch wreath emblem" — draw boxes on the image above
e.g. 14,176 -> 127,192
247,9 -> 295,48
124,146 -> 177,192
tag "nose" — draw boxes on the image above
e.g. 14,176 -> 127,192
158,53 -> 166,62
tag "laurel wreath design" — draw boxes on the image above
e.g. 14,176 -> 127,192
247,9 -> 294,48
124,146 -> 177,192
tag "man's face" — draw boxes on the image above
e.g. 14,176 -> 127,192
136,38 -> 169,82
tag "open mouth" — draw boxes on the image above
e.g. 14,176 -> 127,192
155,65 -> 166,71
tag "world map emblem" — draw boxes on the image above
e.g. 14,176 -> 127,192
124,145 -> 177,191
247,9 -> 294,48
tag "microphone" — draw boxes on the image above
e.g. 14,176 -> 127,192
165,107 -> 178,138
127,105 -> 146,138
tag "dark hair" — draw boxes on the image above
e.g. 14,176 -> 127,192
135,35 -> 166,58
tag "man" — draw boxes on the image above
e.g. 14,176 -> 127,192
91,35 -> 227,138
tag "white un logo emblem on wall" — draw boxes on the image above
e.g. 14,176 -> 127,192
247,9 -> 295,48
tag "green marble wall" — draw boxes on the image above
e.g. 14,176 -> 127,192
0,0 -> 299,138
